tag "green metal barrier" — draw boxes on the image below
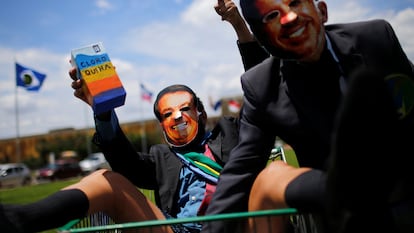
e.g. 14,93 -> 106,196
58,208 -> 298,232
59,147 -> 314,233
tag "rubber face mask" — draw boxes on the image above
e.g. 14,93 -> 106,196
158,91 -> 200,147
242,0 -> 327,61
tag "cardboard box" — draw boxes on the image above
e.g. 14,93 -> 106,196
71,42 -> 126,114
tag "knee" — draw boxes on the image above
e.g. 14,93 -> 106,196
90,168 -> 111,175
253,169 -> 275,200
249,161 -> 293,210
79,168 -> 111,181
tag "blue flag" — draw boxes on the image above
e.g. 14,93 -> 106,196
212,100 -> 222,111
16,63 -> 47,91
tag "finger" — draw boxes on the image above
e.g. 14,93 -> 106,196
225,1 -> 236,9
214,5 -> 222,15
73,88 -> 84,99
215,0 -> 225,13
68,67 -> 78,81
74,89 -> 90,105
71,79 -> 82,90
222,6 -> 236,19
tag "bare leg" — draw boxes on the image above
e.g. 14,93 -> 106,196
63,169 -> 173,233
247,161 -> 311,233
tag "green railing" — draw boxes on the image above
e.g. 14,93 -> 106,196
59,208 -> 298,232
59,147 -> 309,233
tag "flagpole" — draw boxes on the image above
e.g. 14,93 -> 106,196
140,114 -> 148,153
139,81 -> 148,153
14,70 -> 21,163
14,61 -> 47,163
84,105 -> 92,155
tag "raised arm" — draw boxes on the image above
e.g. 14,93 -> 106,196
214,0 -> 255,43
214,0 -> 270,70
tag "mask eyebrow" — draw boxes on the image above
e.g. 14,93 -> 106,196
180,106 -> 191,111
262,9 -> 280,23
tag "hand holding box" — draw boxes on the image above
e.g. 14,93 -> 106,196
71,42 -> 126,114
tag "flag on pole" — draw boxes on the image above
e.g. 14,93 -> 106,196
15,62 -> 47,91
228,99 -> 241,113
140,83 -> 153,102
209,96 -> 222,111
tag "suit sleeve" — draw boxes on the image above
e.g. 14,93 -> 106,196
92,110 -> 157,189
237,40 -> 270,71
203,69 -> 277,233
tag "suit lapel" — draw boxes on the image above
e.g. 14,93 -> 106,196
326,30 -> 366,82
281,48 -> 343,144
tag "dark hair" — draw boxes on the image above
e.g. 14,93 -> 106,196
241,0 -> 319,22
240,0 -> 275,53
153,84 -> 205,121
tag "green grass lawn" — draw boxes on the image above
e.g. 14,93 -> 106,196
0,178 -> 80,204
281,148 -> 299,167
0,178 -> 81,233
0,177 -> 155,233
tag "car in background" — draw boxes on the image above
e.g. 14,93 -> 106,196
37,159 -> 82,181
0,163 -> 31,188
79,152 -> 111,175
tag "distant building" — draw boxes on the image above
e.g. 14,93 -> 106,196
0,95 -> 242,163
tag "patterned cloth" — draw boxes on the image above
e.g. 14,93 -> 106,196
175,145 -> 223,184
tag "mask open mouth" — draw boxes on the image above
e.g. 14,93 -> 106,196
173,122 -> 187,130
164,119 -> 198,148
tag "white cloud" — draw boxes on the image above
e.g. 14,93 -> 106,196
0,0 -> 413,139
388,8 -> 414,58
327,1 -> 371,23
95,0 -> 113,11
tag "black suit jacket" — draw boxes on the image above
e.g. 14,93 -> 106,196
203,19 -> 414,233
92,115 -> 239,216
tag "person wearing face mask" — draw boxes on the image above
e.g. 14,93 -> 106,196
0,68 -> 240,233
205,0 -> 414,233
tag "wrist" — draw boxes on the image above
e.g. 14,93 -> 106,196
233,21 -> 255,43
95,111 -> 111,121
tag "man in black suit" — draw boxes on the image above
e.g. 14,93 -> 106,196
1,82 -> 240,233
204,0 -> 414,232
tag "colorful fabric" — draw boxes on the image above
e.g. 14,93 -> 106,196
174,145 -> 223,184
197,145 -> 217,216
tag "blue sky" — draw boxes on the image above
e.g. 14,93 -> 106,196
0,0 -> 413,139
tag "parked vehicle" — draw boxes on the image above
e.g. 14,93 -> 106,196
37,159 -> 82,181
79,152 -> 111,175
0,163 -> 31,188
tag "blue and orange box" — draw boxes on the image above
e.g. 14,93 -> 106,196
71,42 -> 126,115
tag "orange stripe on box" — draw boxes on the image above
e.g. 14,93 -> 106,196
86,74 -> 124,96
